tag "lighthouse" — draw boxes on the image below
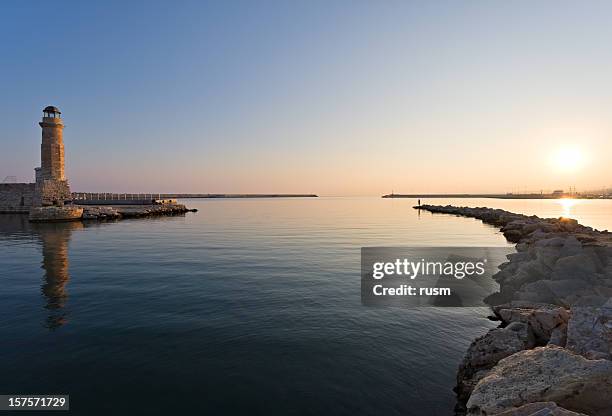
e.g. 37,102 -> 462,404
39,106 -> 65,181
34,106 -> 71,206
0,106 -> 81,220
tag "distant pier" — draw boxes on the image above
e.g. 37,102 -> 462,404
382,193 -> 611,199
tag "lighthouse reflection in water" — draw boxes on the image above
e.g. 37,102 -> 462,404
0,215 -> 79,329
36,222 -> 80,329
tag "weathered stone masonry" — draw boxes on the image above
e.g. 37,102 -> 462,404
35,106 -> 71,206
0,183 -> 35,213
34,178 -> 71,207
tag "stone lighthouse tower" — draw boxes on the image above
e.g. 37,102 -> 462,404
34,106 -> 71,206
40,106 -> 65,181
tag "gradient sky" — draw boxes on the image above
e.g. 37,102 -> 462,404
1,1 -> 611,195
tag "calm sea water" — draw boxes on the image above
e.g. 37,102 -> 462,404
1,197 -> 611,415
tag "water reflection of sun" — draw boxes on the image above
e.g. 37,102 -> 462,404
558,198 -> 578,218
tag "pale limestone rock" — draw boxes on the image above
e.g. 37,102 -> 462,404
566,306 -> 612,360
492,401 -> 588,416
457,322 -> 535,402
467,346 -> 612,416
493,302 -> 569,343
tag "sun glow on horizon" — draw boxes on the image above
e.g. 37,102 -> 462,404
552,147 -> 584,172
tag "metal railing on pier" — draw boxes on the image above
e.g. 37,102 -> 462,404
72,193 -> 162,201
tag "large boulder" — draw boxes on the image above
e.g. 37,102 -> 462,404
533,245 -> 563,270
558,217 -> 580,232
493,401 -> 588,416
523,222 -> 557,235
466,346 -> 612,416
551,251 -> 603,282
493,302 -> 570,343
515,280 -> 591,306
500,259 -> 553,290
456,322 -> 535,403
566,306 -> 612,360
504,229 -> 524,243
559,236 -> 584,257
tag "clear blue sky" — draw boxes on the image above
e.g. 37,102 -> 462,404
2,1 -> 611,194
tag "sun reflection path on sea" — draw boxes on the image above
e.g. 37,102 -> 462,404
558,198 -> 578,218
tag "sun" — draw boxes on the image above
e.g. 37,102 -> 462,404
552,147 -> 583,172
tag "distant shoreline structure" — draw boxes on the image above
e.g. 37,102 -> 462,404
382,192 -> 611,200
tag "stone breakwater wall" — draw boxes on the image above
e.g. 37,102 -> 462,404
28,204 -> 195,222
0,179 -> 70,212
0,183 -> 35,213
415,205 -> 612,416
80,204 -> 197,220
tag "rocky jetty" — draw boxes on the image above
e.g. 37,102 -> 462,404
80,204 -> 197,220
415,205 -> 612,416
24,203 -> 197,222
